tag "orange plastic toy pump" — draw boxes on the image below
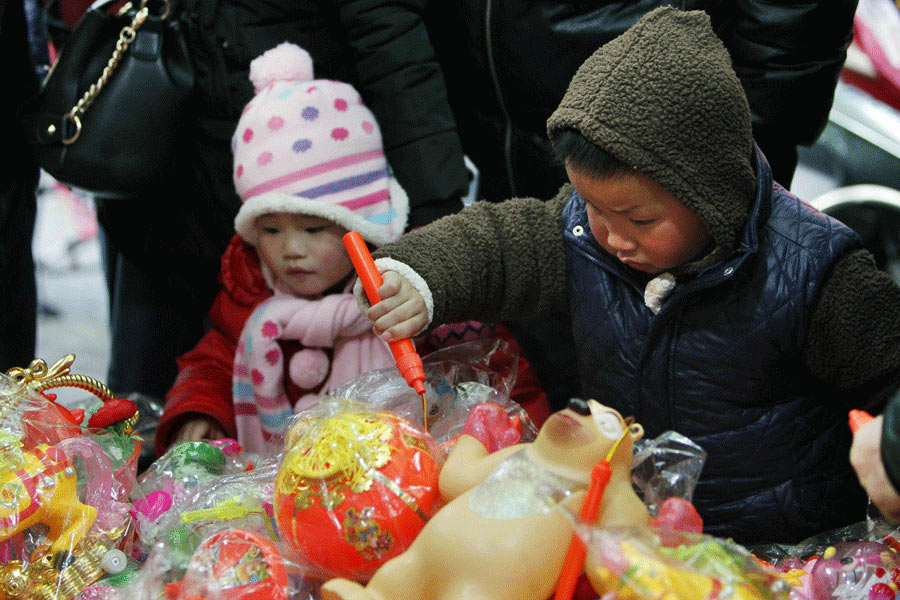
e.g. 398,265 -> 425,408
343,231 -> 429,429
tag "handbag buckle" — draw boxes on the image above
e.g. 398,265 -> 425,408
60,113 -> 82,145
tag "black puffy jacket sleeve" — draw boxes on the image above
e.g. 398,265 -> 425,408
331,0 -> 471,227
712,0 -> 857,149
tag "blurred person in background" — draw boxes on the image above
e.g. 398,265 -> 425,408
0,0 -> 41,372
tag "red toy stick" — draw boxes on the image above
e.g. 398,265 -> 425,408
343,231 -> 429,431
849,409 -> 875,434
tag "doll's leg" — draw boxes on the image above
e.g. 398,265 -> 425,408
321,549 -> 428,600
320,578 -> 372,600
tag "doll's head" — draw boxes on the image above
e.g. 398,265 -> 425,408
231,43 -> 408,281
532,398 -> 642,479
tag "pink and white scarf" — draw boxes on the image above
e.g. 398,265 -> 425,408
232,290 -> 394,452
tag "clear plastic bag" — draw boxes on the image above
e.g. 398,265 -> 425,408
0,360 -> 139,600
274,400 -> 440,583
331,337 -> 538,445
578,524 -> 791,599
631,430 -> 707,517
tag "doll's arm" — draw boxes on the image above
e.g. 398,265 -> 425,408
438,435 -> 521,501
370,193 -> 570,327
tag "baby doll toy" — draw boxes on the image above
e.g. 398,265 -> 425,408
320,399 -> 650,600
274,403 -> 440,581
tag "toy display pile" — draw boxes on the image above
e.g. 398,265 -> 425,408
0,347 -> 895,600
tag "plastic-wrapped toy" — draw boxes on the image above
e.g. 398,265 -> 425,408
0,356 -> 138,600
751,517 -> 900,600
274,402 -> 440,582
581,525 -> 790,600
786,540 -> 900,600
329,337 -> 538,446
134,459 -> 280,573
321,399 -> 649,600
164,529 -> 289,600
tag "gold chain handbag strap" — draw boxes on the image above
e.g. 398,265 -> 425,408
61,0 -> 171,145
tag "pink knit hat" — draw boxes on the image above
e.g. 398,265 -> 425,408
232,43 -> 408,246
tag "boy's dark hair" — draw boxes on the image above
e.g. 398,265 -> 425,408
553,129 -> 632,179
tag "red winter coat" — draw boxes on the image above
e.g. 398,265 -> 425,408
156,235 -> 550,455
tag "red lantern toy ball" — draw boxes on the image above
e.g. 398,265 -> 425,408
274,410 -> 439,581
165,529 -> 288,600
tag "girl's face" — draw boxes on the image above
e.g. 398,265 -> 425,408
254,213 -> 353,296
567,165 -> 711,274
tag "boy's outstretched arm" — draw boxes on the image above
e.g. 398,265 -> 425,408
365,188 -> 571,330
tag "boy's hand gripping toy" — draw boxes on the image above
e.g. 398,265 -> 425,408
343,231 -> 429,431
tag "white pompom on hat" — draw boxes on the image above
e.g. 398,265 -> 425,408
232,42 -> 408,247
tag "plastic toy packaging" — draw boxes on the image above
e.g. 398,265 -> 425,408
579,524 -> 791,599
330,337 -> 539,446
129,437 -> 260,558
755,519 -> 900,600
631,430 -> 707,517
131,454 -> 281,568
96,529 -> 311,600
0,356 -> 140,600
274,398 -> 441,583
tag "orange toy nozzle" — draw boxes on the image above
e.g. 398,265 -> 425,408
343,232 -> 428,428
849,409 -> 875,434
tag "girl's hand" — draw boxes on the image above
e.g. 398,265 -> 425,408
173,416 -> 226,446
366,270 -> 428,341
850,415 -> 900,522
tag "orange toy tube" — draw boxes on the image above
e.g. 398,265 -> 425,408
554,461 -> 612,600
342,231 -> 427,400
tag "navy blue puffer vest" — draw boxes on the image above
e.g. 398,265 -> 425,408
562,155 -> 865,544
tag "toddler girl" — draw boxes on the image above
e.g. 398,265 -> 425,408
156,42 -> 409,453
156,43 -> 549,455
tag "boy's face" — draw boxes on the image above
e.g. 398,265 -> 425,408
254,213 -> 353,296
567,165 -> 710,274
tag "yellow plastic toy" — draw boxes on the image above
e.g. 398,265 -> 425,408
0,443 -> 97,560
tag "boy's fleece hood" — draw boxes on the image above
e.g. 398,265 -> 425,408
547,6 -> 757,257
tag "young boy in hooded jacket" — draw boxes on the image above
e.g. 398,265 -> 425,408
354,6 -> 900,545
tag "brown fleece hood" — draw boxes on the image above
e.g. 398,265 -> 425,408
547,6 -> 757,257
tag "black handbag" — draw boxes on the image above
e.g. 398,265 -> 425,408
20,0 -> 194,198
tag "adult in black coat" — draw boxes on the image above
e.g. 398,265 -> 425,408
93,0 -> 472,399
426,0 -> 858,198
0,0 -> 41,372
